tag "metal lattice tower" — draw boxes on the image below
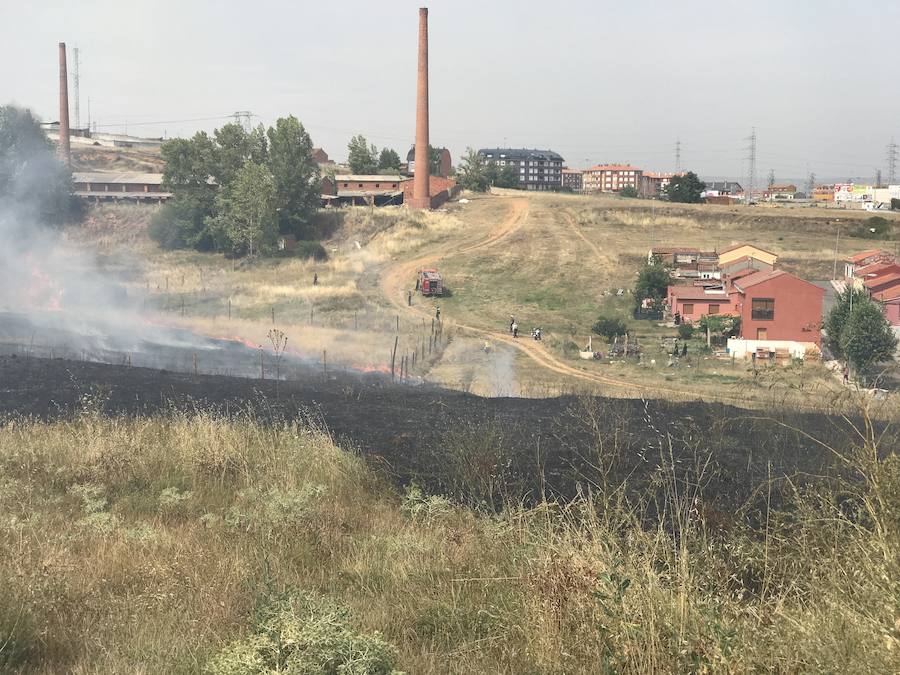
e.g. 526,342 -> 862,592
887,137 -> 898,184
806,171 -> 816,196
744,127 -> 756,203
72,46 -> 80,130
876,169 -> 882,188
675,138 -> 681,171
232,110 -> 253,132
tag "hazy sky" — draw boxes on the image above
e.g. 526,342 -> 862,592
3,0 -> 898,181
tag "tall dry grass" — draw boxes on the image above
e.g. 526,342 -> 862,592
1,400 -> 897,673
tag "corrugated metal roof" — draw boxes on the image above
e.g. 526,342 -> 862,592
72,171 -> 164,184
334,175 -> 406,182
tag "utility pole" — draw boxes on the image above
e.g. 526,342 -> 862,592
675,138 -> 681,172
806,171 -> 815,198
875,169 -> 882,189
887,137 -> 898,184
744,127 -> 757,203
72,46 -> 81,130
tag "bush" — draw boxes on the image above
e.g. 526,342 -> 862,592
892,198 -> 900,211
206,588 -> 401,675
677,323 -> 694,339
592,315 -> 628,341
849,215 -> 893,239
619,186 -> 639,199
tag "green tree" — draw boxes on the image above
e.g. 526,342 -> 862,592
666,171 -> 705,203
213,123 -> 267,187
267,116 -> 320,239
378,148 -> 401,172
485,161 -> 519,189
633,262 -> 672,309
347,135 -> 378,174
592,315 -> 628,341
153,132 -> 219,249
429,145 -> 444,175
0,104 -> 74,224
619,185 -> 639,198
456,148 -> 490,192
824,287 -> 869,359
837,296 -> 897,381
212,161 -> 278,256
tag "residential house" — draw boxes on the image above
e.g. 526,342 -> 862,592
666,286 -> 734,323
729,270 -> 824,344
844,249 -> 895,279
477,148 -> 564,191
561,169 -> 583,192
763,184 -> 797,201
718,244 -> 778,268
701,181 -> 743,198
719,255 -> 774,278
583,165 -> 642,193
640,171 -> 683,198
872,285 -> 900,326
312,148 -> 330,165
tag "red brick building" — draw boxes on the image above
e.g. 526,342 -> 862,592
729,270 -> 824,344
583,165 -> 642,193
667,286 -> 734,323
400,175 -> 458,208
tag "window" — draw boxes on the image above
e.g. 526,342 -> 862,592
708,304 -> 720,315
375,183 -> 380,188
683,303 -> 695,314
358,183 -> 363,188
751,298 -> 775,320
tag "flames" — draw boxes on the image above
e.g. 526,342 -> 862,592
24,255 -> 64,311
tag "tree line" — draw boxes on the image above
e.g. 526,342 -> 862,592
345,134 -> 445,176
149,117 -> 320,256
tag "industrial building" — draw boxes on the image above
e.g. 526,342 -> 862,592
72,172 -> 170,203
405,146 -> 452,178
477,148 -> 565,191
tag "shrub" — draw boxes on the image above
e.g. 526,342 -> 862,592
592,315 -> 628,341
849,215 -> 893,239
619,186 -> 639,199
206,588 -> 401,675
677,323 -> 694,340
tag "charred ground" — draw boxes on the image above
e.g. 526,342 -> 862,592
1,354 -> 890,517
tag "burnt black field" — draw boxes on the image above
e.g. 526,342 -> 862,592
2,353 -> 893,519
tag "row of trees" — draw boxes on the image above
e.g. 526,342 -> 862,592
346,135 -> 445,176
455,148 -> 519,192
149,117 -> 320,255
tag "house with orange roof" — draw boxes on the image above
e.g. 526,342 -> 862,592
728,270 -> 824,344
844,249 -> 895,279
872,285 -> 900,326
717,244 -> 778,268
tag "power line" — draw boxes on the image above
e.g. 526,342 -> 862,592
232,110 -> 254,132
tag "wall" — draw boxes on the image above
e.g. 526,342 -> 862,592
738,275 -> 823,344
726,339 -> 818,360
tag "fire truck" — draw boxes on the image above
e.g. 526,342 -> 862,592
417,268 -> 443,296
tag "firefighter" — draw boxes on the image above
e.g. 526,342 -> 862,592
435,306 -> 441,321
681,343 -> 688,357
509,315 -> 515,333
512,321 -> 518,338
415,275 -> 420,292
313,272 -> 318,286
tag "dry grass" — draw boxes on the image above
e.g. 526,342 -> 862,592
1,404 -> 898,673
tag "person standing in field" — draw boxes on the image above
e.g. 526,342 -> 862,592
512,321 -> 518,338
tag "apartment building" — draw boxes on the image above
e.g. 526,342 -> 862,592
583,165 -> 642,193
477,148 -> 564,191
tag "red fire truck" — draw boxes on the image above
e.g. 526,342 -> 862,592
417,268 -> 443,296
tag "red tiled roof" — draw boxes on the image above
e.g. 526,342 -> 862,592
846,249 -> 892,264
873,285 -> 900,302
864,272 -> 900,289
718,243 -> 778,257
652,246 -> 700,255
733,269 -> 823,294
668,286 -> 729,301
853,261 -> 896,277
728,267 -> 758,280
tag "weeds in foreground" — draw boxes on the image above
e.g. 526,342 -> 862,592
0,404 -> 897,673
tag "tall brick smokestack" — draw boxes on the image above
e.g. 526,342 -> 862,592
58,42 -> 71,167
410,8 -> 430,210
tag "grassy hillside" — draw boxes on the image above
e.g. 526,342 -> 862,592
1,406 -> 898,672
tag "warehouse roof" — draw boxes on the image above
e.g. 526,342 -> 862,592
72,172 -> 164,184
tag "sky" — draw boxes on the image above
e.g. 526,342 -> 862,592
2,0 -> 898,183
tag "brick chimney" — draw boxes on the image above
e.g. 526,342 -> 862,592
58,42 -> 71,167
409,8 -> 431,210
